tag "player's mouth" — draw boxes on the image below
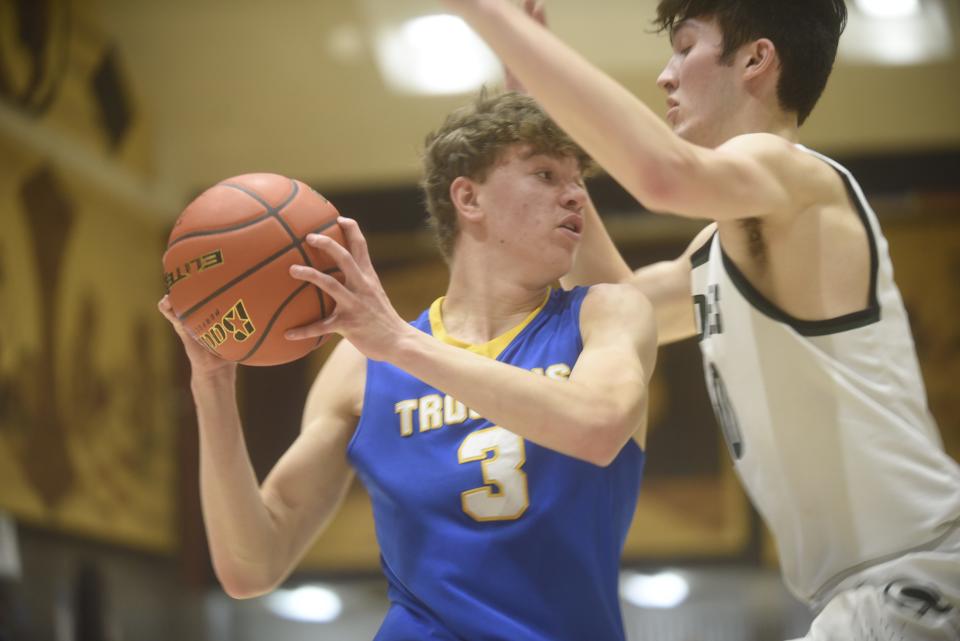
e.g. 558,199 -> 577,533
666,98 -> 680,124
557,214 -> 583,237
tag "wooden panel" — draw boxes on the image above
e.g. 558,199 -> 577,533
0,150 -> 174,552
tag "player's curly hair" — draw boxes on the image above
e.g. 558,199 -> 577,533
655,0 -> 847,126
421,90 -> 592,261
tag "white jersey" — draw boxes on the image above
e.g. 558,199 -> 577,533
690,148 -> 960,606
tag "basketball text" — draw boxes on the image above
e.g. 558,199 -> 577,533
164,249 -> 224,290
199,299 -> 256,351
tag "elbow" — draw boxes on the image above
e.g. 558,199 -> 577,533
214,560 -> 283,600
220,580 -> 271,601
577,405 -> 634,468
582,434 -> 627,468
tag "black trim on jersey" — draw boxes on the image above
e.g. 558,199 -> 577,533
689,231 -> 716,268
718,156 -> 881,337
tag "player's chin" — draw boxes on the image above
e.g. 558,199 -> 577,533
544,244 -> 578,279
554,226 -> 582,248
673,120 -> 692,139
673,120 -> 707,146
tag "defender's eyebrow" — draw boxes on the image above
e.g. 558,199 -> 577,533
670,19 -> 693,45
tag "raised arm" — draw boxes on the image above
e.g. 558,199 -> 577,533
441,0 -> 834,221
287,219 -> 657,466
498,2 -> 634,289
501,0 -> 546,94
159,297 -> 362,599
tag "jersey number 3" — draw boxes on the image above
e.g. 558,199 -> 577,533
458,426 -> 529,521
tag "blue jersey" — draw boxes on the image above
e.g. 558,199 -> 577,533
347,287 -> 645,641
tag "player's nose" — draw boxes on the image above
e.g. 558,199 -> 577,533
561,182 -> 586,212
657,59 -> 678,93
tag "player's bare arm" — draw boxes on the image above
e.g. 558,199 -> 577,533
288,218 -> 656,466
159,298 -> 362,599
246,339 -> 363,594
625,223 -> 717,345
441,1 -> 839,222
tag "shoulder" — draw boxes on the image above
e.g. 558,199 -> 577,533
325,337 -> 367,375
716,132 -> 809,166
303,338 -> 366,429
578,285 -> 657,371
719,134 -> 841,197
717,134 -> 849,221
580,283 -> 655,338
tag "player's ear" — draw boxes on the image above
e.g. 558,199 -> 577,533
450,176 -> 484,223
742,37 -> 777,80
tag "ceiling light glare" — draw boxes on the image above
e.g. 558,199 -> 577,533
264,584 -> 342,623
620,571 -> 690,609
855,0 -> 921,19
374,14 -> 501,95
840,0 -> 952,65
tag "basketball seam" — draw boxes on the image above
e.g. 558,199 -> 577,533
277,183 -> 331,320
222,180 -> 305,262
173,223 -> 340,322
223,179 -> 331,318
165,211 -> 274,248
237,268 -> 340,363
177,244 -> 296,321
169,180 -> 300,248
273,181 -> 329,316
237,282 -> 312,363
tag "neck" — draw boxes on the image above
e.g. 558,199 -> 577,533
711,97 -> 800,147
440,253 -> 551,344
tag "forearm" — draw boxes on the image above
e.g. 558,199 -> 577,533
390,328 -> 641,465
191,372 -> 285,597
445,0 -> 689,207
561,197 -> 631,288
629,261 -> 697,345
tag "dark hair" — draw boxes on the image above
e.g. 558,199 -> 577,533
421,91 -> 592,260
655,0 -> 847,125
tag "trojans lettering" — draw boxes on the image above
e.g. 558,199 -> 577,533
395,362 -> 571,437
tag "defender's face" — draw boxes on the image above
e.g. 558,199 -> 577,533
476,145 -> 586,277
657,18 -> 741,148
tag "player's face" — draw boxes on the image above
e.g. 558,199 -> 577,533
477,145 -> 586,277
657,17 -> 742,148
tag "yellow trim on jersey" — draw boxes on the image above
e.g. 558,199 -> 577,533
428,289 -> 551,359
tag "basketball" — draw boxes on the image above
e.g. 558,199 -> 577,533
161,173 -> 345,366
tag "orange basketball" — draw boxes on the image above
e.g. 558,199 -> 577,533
162,173 -> 345,366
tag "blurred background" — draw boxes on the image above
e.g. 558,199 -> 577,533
1,0 -> 958,639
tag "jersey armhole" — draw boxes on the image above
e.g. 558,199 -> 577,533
345,357 -> 374,463
690,230 -> 717,268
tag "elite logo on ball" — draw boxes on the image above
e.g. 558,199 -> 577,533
164,249 -> 224,290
